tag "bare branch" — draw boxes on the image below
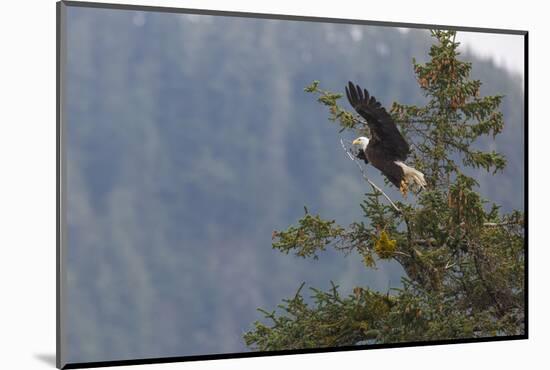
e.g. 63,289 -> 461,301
413,238 -> 437,246
459,221 -> 522,228
445,261 -> 456,270
483,221 -> 522,227
393,250 -> 412,258
339,138 -> 402,213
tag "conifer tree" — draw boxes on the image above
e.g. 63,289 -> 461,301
243,30 -> 525,350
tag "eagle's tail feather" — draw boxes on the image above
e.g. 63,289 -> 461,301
395,161 -> 427,191
407,167 -> 427,190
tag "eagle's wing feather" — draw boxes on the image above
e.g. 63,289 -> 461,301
345,81 -> 409,161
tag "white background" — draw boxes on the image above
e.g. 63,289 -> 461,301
0,0 -> 544,369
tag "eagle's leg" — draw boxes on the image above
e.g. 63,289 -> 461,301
400,179 -> 409,198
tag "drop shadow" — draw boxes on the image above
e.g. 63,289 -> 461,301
34,353 -> 56,367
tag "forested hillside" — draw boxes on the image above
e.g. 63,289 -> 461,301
64,6 -> 524,363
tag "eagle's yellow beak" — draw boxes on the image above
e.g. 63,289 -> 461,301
352,139 -> 361,145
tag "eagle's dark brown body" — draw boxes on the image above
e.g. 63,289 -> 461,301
364,145 -> 404,188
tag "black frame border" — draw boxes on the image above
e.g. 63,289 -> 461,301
56,1 -> 529,368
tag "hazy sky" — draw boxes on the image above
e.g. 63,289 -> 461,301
457,31 -> 524,79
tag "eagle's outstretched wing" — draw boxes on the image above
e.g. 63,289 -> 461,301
345,81 -> 409,161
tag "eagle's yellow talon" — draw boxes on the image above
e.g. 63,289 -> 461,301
400,180 -> 409,198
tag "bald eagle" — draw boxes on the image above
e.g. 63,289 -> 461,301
345,81 -> 426,195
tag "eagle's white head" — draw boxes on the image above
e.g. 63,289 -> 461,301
352,136 -> 369,151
